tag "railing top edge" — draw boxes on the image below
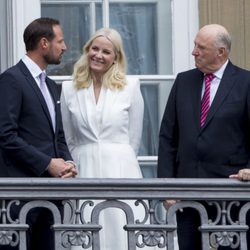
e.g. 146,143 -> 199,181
0,177 -> 248,187
0,178 -> 249,200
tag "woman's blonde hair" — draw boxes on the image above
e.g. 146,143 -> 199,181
73,28 -> 127,90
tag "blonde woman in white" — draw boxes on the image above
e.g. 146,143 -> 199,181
61,28 -> 156,250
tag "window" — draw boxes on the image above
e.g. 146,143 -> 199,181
41,0 -> 172,76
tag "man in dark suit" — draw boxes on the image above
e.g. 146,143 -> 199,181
158,24 -> 250,250
0,18 -> 77,250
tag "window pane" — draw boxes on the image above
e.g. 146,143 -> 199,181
96,2 -> 172,75
141,163 -> 157,178
42,1 -> 172,76
140,84 -> 159,155
139,79 -> 174,156
41,4 -> 91,75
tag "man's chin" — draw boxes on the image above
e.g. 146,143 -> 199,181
194,62 -> 201,70
44,55 -> 62,65
47,60 -> 61,65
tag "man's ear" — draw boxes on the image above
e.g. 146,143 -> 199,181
40,37 -> 49,49
218,47 -> 226,57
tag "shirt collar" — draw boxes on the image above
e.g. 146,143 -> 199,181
22,55 -> 45,79
211,60 -> 229,80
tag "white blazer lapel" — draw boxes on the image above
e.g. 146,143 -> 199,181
76,86 -> 99,138
101,88 -> 119,129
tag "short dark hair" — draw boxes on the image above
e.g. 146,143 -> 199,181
23,17 -> 60,52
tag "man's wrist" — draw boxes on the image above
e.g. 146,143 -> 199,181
66,160 -> 77,168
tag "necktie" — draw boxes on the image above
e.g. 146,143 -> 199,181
200,73 -> 214,127
39,72 -> 56,131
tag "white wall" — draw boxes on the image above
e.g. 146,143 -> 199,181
172,0 -> 199,73
0,0 -> 40,72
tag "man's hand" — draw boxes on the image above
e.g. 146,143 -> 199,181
163,200 -> 183,212
163,200 -> 177,210
62,162 -> 78,178
47,158 -> 77,178
229,168 -> 250,181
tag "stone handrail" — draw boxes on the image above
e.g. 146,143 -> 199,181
0,178 -> 249,249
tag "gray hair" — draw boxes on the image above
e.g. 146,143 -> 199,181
214,31 -> 231,53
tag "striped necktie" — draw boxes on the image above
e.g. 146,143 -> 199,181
200,73 -> 214,127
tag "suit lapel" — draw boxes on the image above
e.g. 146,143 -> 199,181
18,61 -> 55,133
76,85 -> 99,138
101,88 -> 118,128
190,70 -> 204,131
46,78 -> 58,133
76,85 -> 118,137
202,62 -> 237,129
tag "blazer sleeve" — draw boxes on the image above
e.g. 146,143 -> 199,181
128,77 -> 144,155
157,77 -> 179,178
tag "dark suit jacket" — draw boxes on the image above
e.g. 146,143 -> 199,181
0,60 -> 72,177
158,61 -> 250,178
